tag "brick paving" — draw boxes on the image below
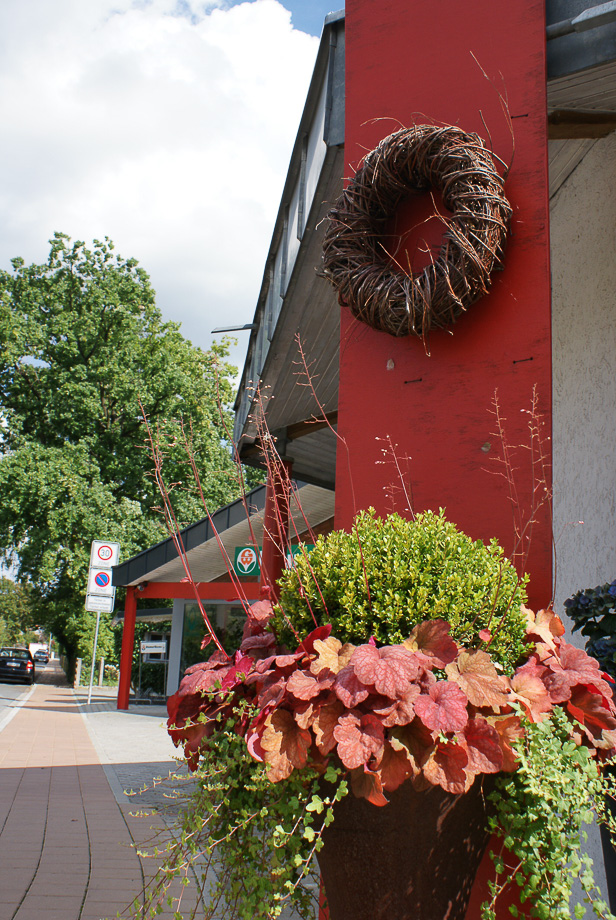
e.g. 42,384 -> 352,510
0,663 -> 200,920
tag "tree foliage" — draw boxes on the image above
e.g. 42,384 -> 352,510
0,577 -> 37,646
0,233 -> 242,662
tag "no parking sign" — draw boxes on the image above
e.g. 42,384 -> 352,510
87,567 -> 114,596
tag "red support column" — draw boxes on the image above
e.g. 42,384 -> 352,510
337,0 -> 552,610
259,461 -> 292,601
117,585 -> 137,710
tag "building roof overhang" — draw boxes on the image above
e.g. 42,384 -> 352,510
112,481 -> 335,588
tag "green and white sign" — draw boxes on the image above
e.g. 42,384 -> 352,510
285,545 -> 315,567
233,544 -> 315,577
234,545 -> 260,576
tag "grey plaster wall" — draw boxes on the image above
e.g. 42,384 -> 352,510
550,131 -> 616,914
551,132 -> 616,617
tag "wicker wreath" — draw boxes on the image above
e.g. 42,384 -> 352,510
322,124 -> 512,338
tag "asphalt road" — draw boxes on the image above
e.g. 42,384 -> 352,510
0,679 -> 32,705
0,659 -> 62,726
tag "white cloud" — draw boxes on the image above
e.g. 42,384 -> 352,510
0,0 -> 318,368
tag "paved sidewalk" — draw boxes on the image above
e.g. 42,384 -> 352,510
0,662 -> 199,920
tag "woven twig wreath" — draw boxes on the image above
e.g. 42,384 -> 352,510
322,125 -> 512,338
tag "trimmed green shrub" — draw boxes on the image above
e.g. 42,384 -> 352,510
274,509 -> 528,673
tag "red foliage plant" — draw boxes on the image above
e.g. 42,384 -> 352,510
167,603 -> 616,806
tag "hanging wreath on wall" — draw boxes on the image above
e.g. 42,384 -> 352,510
321,124 -> 512,338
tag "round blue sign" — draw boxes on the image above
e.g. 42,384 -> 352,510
94,571 -> 110,588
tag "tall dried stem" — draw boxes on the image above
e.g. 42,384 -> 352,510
487,387 -> 553,600
140,403 -> 229,658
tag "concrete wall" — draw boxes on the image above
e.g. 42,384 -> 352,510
551,132 -> 616,619
550,131 -> 616,911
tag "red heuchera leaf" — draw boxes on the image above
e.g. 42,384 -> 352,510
350,644 -> 421,698
310,637 -> 355,676
297,624 -> 332,656
286,669 -> 331,701
403,619 -> 459,668
179,721 -> 210,771
542,642 -> 607,703
376,740 -> 416,792
167,659 -> 237,726
260,709 -> 311,782
333,711 -> 384,770
242,599 -> 274,639
600,728 -> 616,755
422,741 -> 469,794
488,715 -> 524,771
248,599 -> 274,624
567,687 -> 616,743
445,650 -> 509,709
376,685 -> 421,727
255,675 -> 287,710
350,766 -> 389,806
184,649 -> 229,674
240,633 -> 277,656
390,719 -> 434,766
415,681 -> 469,733
293,700 -> 318,731
312,700 -> 345,754
245,706 -> 271,762
334,665 -> 371,708
461,717 -> 503,775
247,651 -> 305,680
524,606 -> 565,650
510,671 -> 553,722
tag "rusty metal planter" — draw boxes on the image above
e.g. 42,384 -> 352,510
317,777 -> 493,920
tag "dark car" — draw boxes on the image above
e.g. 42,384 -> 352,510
33,649 -> 49,664
0,647 -> 36,684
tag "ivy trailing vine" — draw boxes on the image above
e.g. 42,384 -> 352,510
139,701 -> 347,920
484,707 -> 615,920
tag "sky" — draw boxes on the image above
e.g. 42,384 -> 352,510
0,0 -> 343,373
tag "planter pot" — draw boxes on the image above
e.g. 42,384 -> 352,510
317,777 -> 494,920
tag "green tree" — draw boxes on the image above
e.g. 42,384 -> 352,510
0,577 -> 37,646
0,233 -> 242,666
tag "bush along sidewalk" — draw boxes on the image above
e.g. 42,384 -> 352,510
149,511 -> 616,920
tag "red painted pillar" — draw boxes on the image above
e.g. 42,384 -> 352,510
335,2 -> 551,918
259,461 -> 292,600
337,0 -> 552,609
117,585 -> 137,710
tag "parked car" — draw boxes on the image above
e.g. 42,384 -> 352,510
0,648 -> 35,684
33,649 -> 49,664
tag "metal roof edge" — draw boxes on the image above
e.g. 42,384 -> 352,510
323,10 -> 345,28
233,13 -> 345,415
111,478 -> 322,587
112,483 -> 267,587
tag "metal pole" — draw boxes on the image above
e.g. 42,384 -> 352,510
87,611 -> 101,705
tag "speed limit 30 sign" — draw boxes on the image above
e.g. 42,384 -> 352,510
90,541 -> 120,568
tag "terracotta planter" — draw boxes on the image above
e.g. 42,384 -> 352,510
317,777 -> 494,920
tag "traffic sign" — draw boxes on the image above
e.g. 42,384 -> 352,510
87,568 -> 115,596
85,594 -> 115,613
89,540 -> 120,568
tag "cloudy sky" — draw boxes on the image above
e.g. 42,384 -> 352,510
0,0 -> 342,372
